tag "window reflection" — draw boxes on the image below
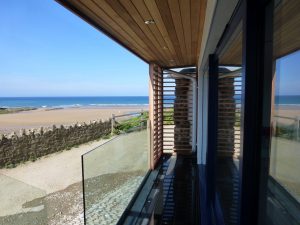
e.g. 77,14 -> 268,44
268,0 -> 300,224
271,51 -> 300,203
217,21 -> 243,225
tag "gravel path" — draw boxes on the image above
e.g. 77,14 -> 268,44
0,171 -> 145,225
85,176 -> 144,225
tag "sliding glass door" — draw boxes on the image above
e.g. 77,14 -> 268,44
267,0 -> 300,224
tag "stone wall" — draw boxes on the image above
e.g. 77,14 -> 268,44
0,120 -> 111,168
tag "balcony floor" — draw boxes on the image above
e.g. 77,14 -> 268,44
158,154 -> 199,225
117,153 -> 199,225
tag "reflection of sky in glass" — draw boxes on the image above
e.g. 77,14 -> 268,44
276,50 -> 300,96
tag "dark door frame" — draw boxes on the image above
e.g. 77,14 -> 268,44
205,0 -> 274,224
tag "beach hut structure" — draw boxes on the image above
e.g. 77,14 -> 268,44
56,0 -> 300,224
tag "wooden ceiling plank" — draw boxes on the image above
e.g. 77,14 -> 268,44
106,0 -> 169,66
80,0 -> 155,60
167,0 -> 188,63
66,0 -> 152,60
179,0 -> 192,65
155,0 -> 184,64
196,0 -> 207,62
90,0 -> 158,60
191,0 -> 201,64
58,0 -> 208,67
131,0 -> 175,64
219,31 -> 242,65
144,0 -> 180,66
119,0 -> 170,65
273,0 -> 300,58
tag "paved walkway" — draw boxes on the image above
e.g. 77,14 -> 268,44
0,130 -> 148,225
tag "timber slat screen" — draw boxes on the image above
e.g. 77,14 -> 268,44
162,72 -> 175,154
149,64 -> 163,169
216,69 -> 242,225
217,71 -> 242,158
150,66 -> 195,169
163,70 -> 194,154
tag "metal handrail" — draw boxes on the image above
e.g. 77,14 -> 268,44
111,110 -> 148,135
274,115 -> 300,141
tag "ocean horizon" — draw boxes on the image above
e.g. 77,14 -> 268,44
0,96 -> 149,109
233,95 -> 300,107
1,95 -> 300,109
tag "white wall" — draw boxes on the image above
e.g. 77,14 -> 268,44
196,0 -> 239,165
197,71 -> 209,164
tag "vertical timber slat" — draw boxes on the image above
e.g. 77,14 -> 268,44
149,64 -> 163,169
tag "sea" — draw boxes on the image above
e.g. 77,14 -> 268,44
233,95 -> 300,107
0,95 -> 299,109
275,95 -> 300,106
0,96 -> 149,109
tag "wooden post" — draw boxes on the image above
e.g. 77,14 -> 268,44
149,64 -> 163,169
111,114 -> 115,135
147,119 -> 151,169
149,64 -> 154,169
296,116 -> 300,141
140,109 -> 143,130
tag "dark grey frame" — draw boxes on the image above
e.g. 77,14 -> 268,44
204,0 -> 275,224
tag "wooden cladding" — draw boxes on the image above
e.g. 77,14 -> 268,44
149,64 -> 163,169
274,0 -> 300,59
56,0 -> 207,68
219,0 -> 300,66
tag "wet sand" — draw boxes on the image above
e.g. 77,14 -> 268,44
0,106 -> 148,134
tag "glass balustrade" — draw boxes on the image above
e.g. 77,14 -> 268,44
82,118 -> 149,225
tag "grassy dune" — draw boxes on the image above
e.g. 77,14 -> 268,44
0,107 -> 36,114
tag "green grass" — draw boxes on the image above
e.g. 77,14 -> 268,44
102,133 -> 112,139
114,112 -> 148,134
275,124 -> 297,140
163,109 -> 174,125
0,107 -> 37,114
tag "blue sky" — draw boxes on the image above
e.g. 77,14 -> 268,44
276,50 -> 300,95
0,0 -> 148,97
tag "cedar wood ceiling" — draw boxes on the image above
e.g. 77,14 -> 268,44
56,0 -> 207,68
219,0 -> 300,66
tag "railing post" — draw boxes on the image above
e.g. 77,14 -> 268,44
147,119 -> 153,169
297,116 -> 300,141
111,114 -> 115,135
140,109 -> 143,130
273,118 -> 277,137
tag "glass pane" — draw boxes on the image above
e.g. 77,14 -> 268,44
82,118 -> 149,224
217,21 -> 243,225
268,0 -> 300,224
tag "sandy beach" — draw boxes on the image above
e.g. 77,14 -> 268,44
276,105 -> 300,117
0,106 -> 148,134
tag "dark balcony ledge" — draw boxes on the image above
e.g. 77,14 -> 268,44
117,154 -> 199,225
